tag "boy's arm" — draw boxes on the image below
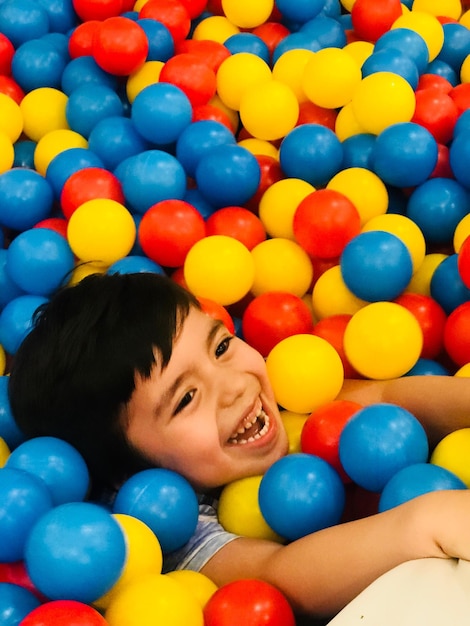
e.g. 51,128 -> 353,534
338,375 -> 470,446
201,490 -> 470,618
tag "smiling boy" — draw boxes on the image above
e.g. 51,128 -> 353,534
9,272 -> 470,620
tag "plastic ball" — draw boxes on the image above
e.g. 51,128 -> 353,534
113,468 -> 199,554
293,188 -> 361,259
25,502 -> 126,603
454,213 -> 470,253
339,403 -> 429,492
394,292 -> 447,360
0,582 -> 41,625
265,333 -> 344,414
379,462 -> 466,513
280,410 -> 308,455
0,94 -> 22,144
311,265 -> 367,319
216,52 -> 271,111
375,27 -> 430,75
250,238 -> 313,298
61,55 -> 118,95
92,17 -> 148,76
11,38 -> 67,92
334,101 -> 366,141
350,0 -> 402,42
343,301 -> 423,379
259,453 -> 345,540
204,579 -> 295,626
65,84 -> 124,139
326,167 -> 388,226
340,231 -> 413,302
159,53 -> 217,107
412,88 -> 458,145
34,129 -> 88,177
0,377 -> 25,450
224,32 -> 270,64
443,301 -> 470,367
258,177 -> 315,241
0,0 -> 49,48
137,18 -> 174,62
46,148 -> 105,199
138,0 -> 191,46
405,358 -> 449,377
21,600 -> 108,626
271,48 -> 315,103
60,167 -> 125,220
430,428 -> 470,487
166,570 -> 218,610
312,313 -> 360,378
6,228 -> 74,297
302,46 -> 362,109
138,199 -> 206,267
392,10 -> 444,62
175,120 -> 235,178
205,206 -> 266,251
361,48 -> 420,91
126,60 -> 164,103
430,254 -> 470,315
0,437 -> 10,467
449,130 -> 470,189
351,71 -> 416,135
242,291 -> 313,357
72,0 -> 123,21
458,235 -> 470,289
87,117 -> 148,172
195,144 -> 261,208
218,475 -> 283,541
115,150 -> 187,215
0,132 -> 14,175
5,436 -> 90,506
192,15 -> 240,44
19,87 -> 68,143
184,235 -> 255,306
107,256 -> 164,275
0,295 -> 49,355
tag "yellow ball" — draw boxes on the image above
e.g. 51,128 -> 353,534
126,60 -> 164,103
343,40 -> 374,69
250,238 -> 313,298
218,475 -> 283,542
239,79 -> 299,141
430,429 -> 470,487
334,102 -> 366,141
340,0 -> 355,11
404,253 -> 447,296
344,301 -> 423,380
361,213 -> 426,273
312,265 -> 367,319
0,93 -> 23,142
0,437 -> 10,467
460,9 -> 470,29
412,0 -> 462,20
0,343 -> 6,376
327,167 -> 388,226
0,131 -> 14,174
455,363 -> 470,377
461,53 -> 470,84
272,49 -> 316,103
67,262 -> 107,286
166,571 -> 218,609
351,71 -> 416,135
281,410 -> 309,454
237,138 -> 279,159
34,129 -> 88,176
454,213 -> 470,252
266,334 -> 344,414
216,53 -> 272,111
258,178 -> 315,240
221,0 -> 274,28
67,199 -> 136,268
105,573 -> 204,626
96,514 -> 163,610
392,10 -> 444,61
192,15 -> 240,44
302,47 -> 362,109
208,94 -> 239,133
20,87 -> 69,142
184,235 -> 255,306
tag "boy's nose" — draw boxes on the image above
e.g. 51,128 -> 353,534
215,369 -> 246,407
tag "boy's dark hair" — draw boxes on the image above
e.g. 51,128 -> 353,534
8,272 -> 199,496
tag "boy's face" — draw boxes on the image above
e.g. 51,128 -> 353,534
124,306 -> 289,491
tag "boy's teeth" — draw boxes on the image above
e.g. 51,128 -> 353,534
229,410 -> 269,445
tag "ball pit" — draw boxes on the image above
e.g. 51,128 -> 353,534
2,0 -> 470,621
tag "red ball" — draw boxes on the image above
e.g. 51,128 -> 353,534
206,206 -> 266,251
68,21 -> 100,58
204,579 -> 296,626
192,103 -> 237,132
297,101 -> 338,132
458,236 -> 470,288
312,314 -> 360,379
92,16 -> 148,76
300,399 -> 363,482
175,39 -> 231,72
21,600 -> 108,626
198,296 -> 235,334
138,199 -> 206,267
0,75 -> 24,104
394,292 -> 447,360
138,0 -> 191,45
244,155 -> 284,215
0,561 -> 46,602
60,167 -> 125,219
417,74 -> 453,94
443,301 -> 470,367
449,83 -> 470,115
242,291 -> 314,357
351,0 -> 403,42
293,189 -> 361,259
34,217 -> 69,239
251,21 -> 291,56
430,143 -> 453,179
72,0 -> 123,22
0,33 -> 14,75
411,88 -> 459,145
159,53 -> 217,107
178,0 -> 207,18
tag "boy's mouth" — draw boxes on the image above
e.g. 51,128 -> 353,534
228,409 -> 270,445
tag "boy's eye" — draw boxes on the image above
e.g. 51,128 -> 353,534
175,390 -> 195,414
215,336 -> 233,358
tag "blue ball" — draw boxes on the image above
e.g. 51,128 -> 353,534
406,177 -> 470,245
0,376 -> 25,450
453,108 -> 470,137
183,188 -> 216,219
341,133 -> 376,170
45,148 -> 104,199
137,18 -> 174,62
131,82 -> 193,146
65,84 -> 124,139
0,295 -> 48,355
224,33 -> 270,63
25,502 -> 126,603
405,358 -> 450,377
0,467 -> 54,562
88,116 -> 149,172
13,140 -> 36,169
258,453 -> 345,541
0,583 -> 41,625
6,436 -> 90,506
275,0 -> 324,23
340,231 -> 413,302
113,468 -> 199,553
450,129 -> 470,189
361,49 -> 419,89
6,228 -> 74,296
379,463 -> 467,512
272,32 -> 321,64
371,122 -> 438,188
107,255 -> 165,275
176,120 -> 236,178
299,14 -> 347,49
425,58 -> 458,86
438,23 -> 470,73
339,403 -> 429,493
374,27 -> 429,75
11,38 -> 67,91
321,0 -> 342,18
0,169 -> 53,231
195,144 -> 260,208
61,56 -> 118,96
36,0 -> 78,33
279,123 -> 343,187
0,0 -> 49,48
116,149 -> 186,214
41,32 -> 71,59
430,254 -> 470,315
0,250 -> 25,311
